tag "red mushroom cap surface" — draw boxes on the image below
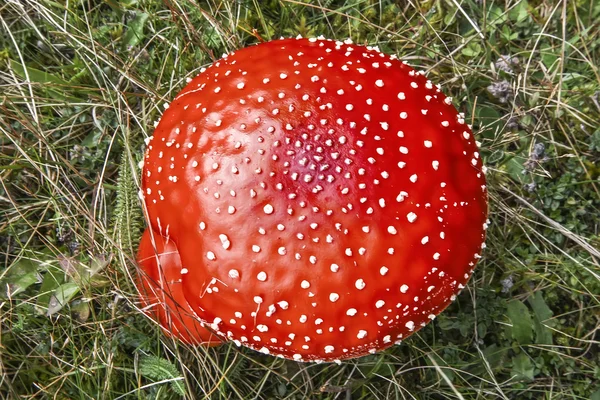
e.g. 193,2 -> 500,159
140,37 -> 488,362
137,229 -> 221,346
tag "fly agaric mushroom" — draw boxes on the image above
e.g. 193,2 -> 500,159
139,36 -> 488,362
137,229 -> 221,346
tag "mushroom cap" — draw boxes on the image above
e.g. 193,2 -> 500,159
140,37 -> 488,362
137,229 -> 221,346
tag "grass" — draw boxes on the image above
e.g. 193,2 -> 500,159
0,0 -> 599,398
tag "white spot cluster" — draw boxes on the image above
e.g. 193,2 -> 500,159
140,35 -> 489,364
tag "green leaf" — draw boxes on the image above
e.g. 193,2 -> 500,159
509,0 -> 529,23
105,0 -> 138,14
528,292 -> 554,345
363,356 -> 395,378
3,271 -> 41,297
9,60 -> 82,102
58,255 -> 91,287
541,49 -> 558,70
122,12 -> 149,49
81,130 -> 103,148
59,254 -> 110,288
511,352 -> 534,381
590,129 -> 600,152
461,42 -> 482,58
468,344 -> 509,377
506,300 -> 533,344
47,282 -> 80,316
474,105 -> 502,139
88,255 -> 111,287
486,5 -> 508,26
36,265 -> 65,315
276,383 -> 287,397
0,259 -> 42,297
139,356 -> 186,396
10,59 -> 69,86
504,155 -> 528,184
89,254 -> 111,276
481,344 -> 508,370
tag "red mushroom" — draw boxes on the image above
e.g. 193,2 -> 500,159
137,229 -> 221,346
139,36 -> 488,362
